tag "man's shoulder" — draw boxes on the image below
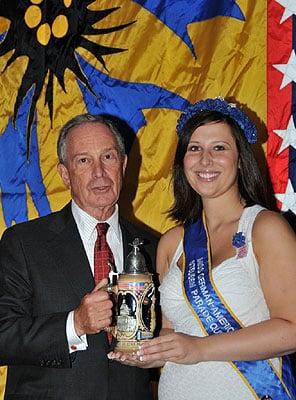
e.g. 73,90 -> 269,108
2,203 -> 71,238
119,217 -> 159,245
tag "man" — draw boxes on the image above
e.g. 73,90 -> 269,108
0,114 -> 158,399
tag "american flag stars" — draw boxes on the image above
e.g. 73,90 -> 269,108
275,0 -> 296,23
269,1 -> 296,216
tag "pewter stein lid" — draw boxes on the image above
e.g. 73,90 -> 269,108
124,238 -> 148,274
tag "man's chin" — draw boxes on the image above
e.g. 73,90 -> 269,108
92,198 -> 117,213
81,202 -> 116,220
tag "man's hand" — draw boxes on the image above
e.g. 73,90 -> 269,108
74,278 -> 113,336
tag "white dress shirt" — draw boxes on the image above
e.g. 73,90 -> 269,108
66,201 -> 124,352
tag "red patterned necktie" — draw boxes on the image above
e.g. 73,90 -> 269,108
94,223 -> 114,284
94,223 -> 114,345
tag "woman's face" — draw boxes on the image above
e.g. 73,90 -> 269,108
183,121 -> 239,201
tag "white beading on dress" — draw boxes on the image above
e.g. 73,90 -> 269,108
158,205 -> 280,400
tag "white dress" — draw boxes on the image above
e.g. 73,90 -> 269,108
158,205 -> 281,400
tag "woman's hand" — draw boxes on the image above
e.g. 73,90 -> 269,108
107,350 -> 164,368
137,332 -> 202,365
107,328 -> 175,368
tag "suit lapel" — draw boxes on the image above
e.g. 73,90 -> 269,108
47,204 -> 94,300
47,211 -> 142,300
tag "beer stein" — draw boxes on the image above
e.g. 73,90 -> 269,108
109,238 -> 156,353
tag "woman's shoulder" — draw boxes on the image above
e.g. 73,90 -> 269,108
252,209 -> 296,248
159,225 -> 183,251
252,211 -> 296,296
157,225 -> 183,278
253,209 -> 290,232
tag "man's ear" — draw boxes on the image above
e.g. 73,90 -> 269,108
122,155 -> 128,177
57,163 -> 70,188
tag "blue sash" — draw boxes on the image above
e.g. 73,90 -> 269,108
183,215 -> 296,400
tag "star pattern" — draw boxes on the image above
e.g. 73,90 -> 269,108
275,0 -> 296,23
275,179 -> 296,214
268,1 -> 296,217
273,49 -> 296,89
273,116 -> 296,153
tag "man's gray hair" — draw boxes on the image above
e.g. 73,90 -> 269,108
57,114 -> 126,165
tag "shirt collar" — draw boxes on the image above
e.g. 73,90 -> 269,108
71,200 -> 121,242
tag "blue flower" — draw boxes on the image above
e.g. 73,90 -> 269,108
232,232 -> 246,248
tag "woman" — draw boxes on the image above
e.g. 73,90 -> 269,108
109,97 -> 296,399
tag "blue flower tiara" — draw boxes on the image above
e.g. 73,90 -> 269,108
176,97 -> 257,144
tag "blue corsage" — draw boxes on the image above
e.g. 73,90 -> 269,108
232,232 -> 248,258
232,232 -> 246,248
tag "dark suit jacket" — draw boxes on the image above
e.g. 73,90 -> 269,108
0,203 -> 158,400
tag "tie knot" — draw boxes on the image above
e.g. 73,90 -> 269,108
96,222 -> 109,236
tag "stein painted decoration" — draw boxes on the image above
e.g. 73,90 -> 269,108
108,238 -> 156,353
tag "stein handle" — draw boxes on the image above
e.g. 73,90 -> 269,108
102,283 -> 118,337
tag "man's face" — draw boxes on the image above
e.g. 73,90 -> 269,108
58,122 -> 127,220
